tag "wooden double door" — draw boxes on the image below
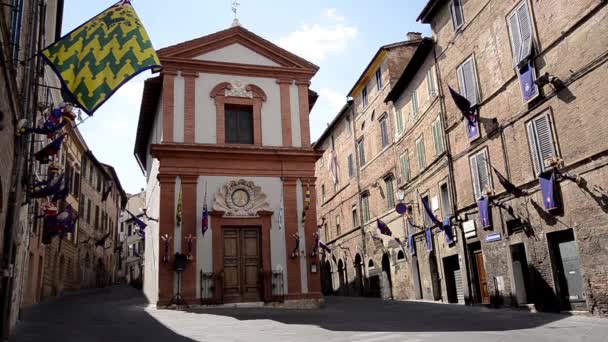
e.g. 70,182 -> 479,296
223,227 -> 261,303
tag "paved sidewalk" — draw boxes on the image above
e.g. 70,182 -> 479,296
11,286 -> 608,342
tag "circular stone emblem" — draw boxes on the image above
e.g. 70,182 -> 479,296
231,189 -> 250,207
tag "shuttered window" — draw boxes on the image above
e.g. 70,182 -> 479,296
470,149 -> 491,200
450,0 -> 465,31
416,137 -> 426,171
457,57 -> 480,105
432,116 -> 445,156
395,108 -> 404,135
362,86 -> 368,107
362,193 -> 370,222
348,154 -> 354,178
427,66 -> 438,97
385,176 -> 395,209
380,116 -> 389,147
527,112 -> 557,175
508,1 -> 533,67
336,215 -> 341,236
321,184 -> 326,203
411,90 -> 419,119
400,152 -> 411,183
375,67 -> 383,90
225,104 -> 254,144
357,138 -> 366,166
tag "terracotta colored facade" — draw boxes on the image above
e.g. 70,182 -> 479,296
135,25 -> 322,306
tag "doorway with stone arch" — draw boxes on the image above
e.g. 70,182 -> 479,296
381,253 -> 393,300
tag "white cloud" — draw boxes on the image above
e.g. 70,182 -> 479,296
325,8 -> 345,22
276,10 -> 357,63
319,87 -> 346,114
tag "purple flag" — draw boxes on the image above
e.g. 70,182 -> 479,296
425,228 -> 433,252
34,134 -> 65,163
377,219 -> 392,236
466,119 -> 480,141
31,174 -> 64,198
318,240 -> 331,253
443,218 -> 454,245
408,234 -> 416,256
493,166 -> 527,197
539,170 -> 559,210
126,210 -> 147,230
478,196 -> 492,229
201,204 -> 209,236
519,61 -> 539,103
421,196 -> 441,227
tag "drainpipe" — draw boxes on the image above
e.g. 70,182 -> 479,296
432,42 -> 474,305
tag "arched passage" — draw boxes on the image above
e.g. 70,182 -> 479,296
381,253 -> 393,300
321,259 -> 333,295
337,259 -> 346,295
354,253 -> 364,296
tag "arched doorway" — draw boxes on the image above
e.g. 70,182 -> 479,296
381,253 -> 393,300
337,259 -> 347,296
354,254 -> 364,296
321,260 -> 333,295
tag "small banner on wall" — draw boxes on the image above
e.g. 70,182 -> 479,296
478,196 -> 492,229
539,170 -> 560,210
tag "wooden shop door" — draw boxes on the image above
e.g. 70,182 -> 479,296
474,251 -> 490,304
223,227 -> 261,303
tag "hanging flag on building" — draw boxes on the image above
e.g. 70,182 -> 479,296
176,189 -> 183,226
318,240 -> 331,253
539,170 -> 560,210
443,218 -> 454,245
126,209 -> 147,230
377,219 -> 392,236
420,194 -> 442,227
425,227 -> 433,252
31,174 -> 64,198
51,179 -> 69,202
201,184 -> 209,235
408,234 -> 416,256
492,166 -> 527,198
42,205 -> 77,243
519,61 -> 539,103
328,149 -> 339,185
448,86 -> 480,141
40,0 -> 161,115
478,196 -> 492,229
278,186 -> 284,230
34,134 -> 66,164
102,181 -> 113,201
95,232 -> 111,247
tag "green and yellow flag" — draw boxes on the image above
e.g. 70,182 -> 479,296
41,0 -> 161,115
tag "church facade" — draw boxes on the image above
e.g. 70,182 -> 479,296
135,25 -> 322,306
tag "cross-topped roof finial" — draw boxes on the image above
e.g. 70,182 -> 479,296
231,0 -> 241,27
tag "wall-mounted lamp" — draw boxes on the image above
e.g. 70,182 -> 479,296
161,234 -> 172,263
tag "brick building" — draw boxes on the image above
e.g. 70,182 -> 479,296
119,191 -> 146,286
315,0 -> 608,317
314,34 -> 423,300
136,24 -> 322,306
78,153 -> 126,290
418,0 -> 608,315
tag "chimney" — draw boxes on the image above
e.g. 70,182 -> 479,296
407,32 -> 422,41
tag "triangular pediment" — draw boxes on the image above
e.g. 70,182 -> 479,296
193,43 -> 280,67
157,25 -> 318,71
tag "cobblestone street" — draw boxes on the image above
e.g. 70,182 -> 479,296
10,286 -> 608,342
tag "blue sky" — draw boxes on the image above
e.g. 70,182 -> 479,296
63,0 -> 431,194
